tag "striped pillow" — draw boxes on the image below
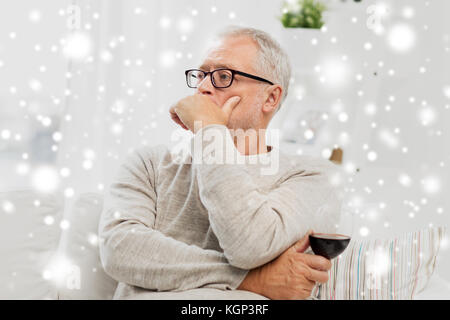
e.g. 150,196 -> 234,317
316,226 -> 446,300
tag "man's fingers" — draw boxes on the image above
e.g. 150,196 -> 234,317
293,230 -> 313,253
170,110 -> 189,130
221,96 -> 241,118
170,111 -> 182,125
304,267 -> 329,284
169,104 -> 188,130
306,279 -> 316,290
305,254 -> 332,272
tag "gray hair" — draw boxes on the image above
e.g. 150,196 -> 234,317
216,26 -> 292,111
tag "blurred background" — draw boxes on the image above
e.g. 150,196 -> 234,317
0,0 -> 449,280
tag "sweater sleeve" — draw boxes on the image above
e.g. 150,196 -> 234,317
98,147 -> 248,292
192,124 -> 342,270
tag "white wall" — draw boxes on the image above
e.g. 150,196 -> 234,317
0,0 -> 70,190
1,0 -> 449,280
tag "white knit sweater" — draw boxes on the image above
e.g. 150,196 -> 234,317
98,124 -> 341,299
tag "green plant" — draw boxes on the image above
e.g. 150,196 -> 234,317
280,0 -> 326,29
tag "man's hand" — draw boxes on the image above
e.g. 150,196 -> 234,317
169,94 -> 241,133
238,230 -> 332,300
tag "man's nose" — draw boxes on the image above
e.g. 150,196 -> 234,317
196,74 -> 214,95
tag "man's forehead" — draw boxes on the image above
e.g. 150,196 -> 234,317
198,61 -> 239,70
198,36 -> 257,71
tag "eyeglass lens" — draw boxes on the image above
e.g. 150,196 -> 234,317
188,70 -> 233,88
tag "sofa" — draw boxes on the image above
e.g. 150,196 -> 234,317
1,189 -> 449,300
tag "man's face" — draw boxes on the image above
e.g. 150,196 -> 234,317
196,35 -> 268,130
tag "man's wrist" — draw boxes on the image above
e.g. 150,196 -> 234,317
237,268 -> 266,296
191,123 -> 238,165
193,120 -> 227,134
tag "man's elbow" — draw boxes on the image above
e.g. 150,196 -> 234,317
221,226 -> 288,269
224,247 -> 275,270
226,254 -> 262,270
98,224 -> 129,283
99,241 -> 122,281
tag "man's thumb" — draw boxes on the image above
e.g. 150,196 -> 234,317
293,230 -> 313,253
222,96 -> 241,117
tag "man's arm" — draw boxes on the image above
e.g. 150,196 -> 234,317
192,124 -> 341,270
98,148 -> 248,292
238,231 -> 332,300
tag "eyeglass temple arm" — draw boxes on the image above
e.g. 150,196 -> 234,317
185,69 -> 274,85
233,70 -> 274,85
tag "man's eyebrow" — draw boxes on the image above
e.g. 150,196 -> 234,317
198,63 -> 237,70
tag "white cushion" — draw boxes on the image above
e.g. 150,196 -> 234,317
0,190 -> 64,299
57,192 -> 117,299
120,287 -> 269,300
316,225 -> 446,300
413,273 -> 450,300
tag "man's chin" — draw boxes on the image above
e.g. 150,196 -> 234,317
227,122 -> 251,131
226,120 -> 238,130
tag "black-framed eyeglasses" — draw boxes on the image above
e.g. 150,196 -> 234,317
185,68 -> 274,89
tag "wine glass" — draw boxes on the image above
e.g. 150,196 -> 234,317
307,208 -> 354,300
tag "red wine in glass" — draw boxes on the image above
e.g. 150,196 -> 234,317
309,233 -> 351,260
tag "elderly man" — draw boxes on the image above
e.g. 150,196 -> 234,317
98,26 -> 340,300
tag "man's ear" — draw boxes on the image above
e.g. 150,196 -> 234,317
262,85 -> 283,114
